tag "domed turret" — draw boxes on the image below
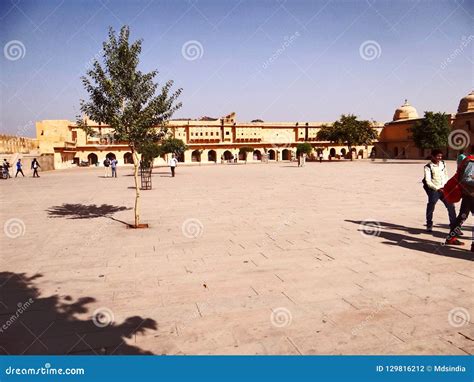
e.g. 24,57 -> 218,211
457,91 -> 474,114
393,99 -> 419,121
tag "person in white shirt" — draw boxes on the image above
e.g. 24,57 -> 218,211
423,149 -> 456,233
168,154 -> 178,177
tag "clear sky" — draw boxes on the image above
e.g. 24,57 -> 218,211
0,0 -> 472,136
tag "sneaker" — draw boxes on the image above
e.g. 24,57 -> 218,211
456,230 -> 464,236
445,237 -> 465,246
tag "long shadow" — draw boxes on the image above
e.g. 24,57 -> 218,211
345,220 -> 474,261
46,204 -> 131,225
0,272 -> 157,354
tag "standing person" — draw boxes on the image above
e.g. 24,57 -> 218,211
103,157 -> 110,177
15,159 -> 24,177
3,159 -> 10,178
319,151 -> 323,163
111,158 -> 118,178
445,154 -> 474,248
168,154 -> 178,177
423,149 -> 456,233
31,158 -> 41,177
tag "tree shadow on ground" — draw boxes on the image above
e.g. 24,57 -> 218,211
0,272 -> 157,355
46,204 -> 131,225
345,220 -> 474,262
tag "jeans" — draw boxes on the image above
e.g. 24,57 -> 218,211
447,195 -> 474,239
111,167 -> 117,177
171,166 -> 175,177
425,187 -> 456,229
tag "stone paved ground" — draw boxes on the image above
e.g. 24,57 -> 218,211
0,160 -> 472,355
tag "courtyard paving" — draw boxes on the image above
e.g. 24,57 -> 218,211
0,159 -> 473,355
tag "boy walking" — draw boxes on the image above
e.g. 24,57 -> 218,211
423,149 -> 456,233
15,159 -> 24,177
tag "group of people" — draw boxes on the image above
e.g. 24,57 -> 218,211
2,158 -> 41,179
103,157 -> 118,178
423,148 -> 474,250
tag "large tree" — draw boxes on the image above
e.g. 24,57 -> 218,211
317,114 -> 378,160
409,111 -> 451,150
77,26 -> 182,227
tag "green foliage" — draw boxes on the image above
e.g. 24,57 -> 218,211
76,25 -> 182,227
76,26 -> 182,150
159,137 -> 188,156
409,112 -> 451,150
296,142 -> 313,155
317,114 -> 378,148
137,142 -> 161,168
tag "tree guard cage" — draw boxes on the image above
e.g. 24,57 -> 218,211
140,164 -> 152,190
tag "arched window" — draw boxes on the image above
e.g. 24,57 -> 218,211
253,150 -> 262,160
191,150 -> 201,162
123,152 -> 133,164
87,153 -> 98,165
208,150 -> 216,162
268,149 -> 276,160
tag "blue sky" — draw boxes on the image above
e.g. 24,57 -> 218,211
0,0 -> 472,136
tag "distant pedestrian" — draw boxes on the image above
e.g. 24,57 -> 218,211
168,154 -> 178,177
103,157 -> 110,177
423,149 -> 456,233
111,158 -> 118,178
3,159 -> 11,179
15,159 -> 24,177
31,158 -> 41,177
319,152 -> 323,163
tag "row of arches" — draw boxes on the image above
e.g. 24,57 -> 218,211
86,152 -> 134,165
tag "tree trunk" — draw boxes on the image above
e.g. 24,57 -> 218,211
349,144 -> 353,161
132,148 -> 140,227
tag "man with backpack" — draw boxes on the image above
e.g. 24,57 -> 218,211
423,149 -> 457,233
31,158 -> 41,177
445,154 -> 474,249
103,157 -> 110,177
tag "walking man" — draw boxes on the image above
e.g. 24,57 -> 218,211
168,154 -> 178,177
319,151 -> 323,163
31,158 -> 41,177
103,157 -> 110,177
15,159 -> 24,177
111,158 -> 118,178
423,149 -> 456,233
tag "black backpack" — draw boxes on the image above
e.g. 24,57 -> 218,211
103,159 -> 110,167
